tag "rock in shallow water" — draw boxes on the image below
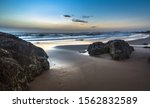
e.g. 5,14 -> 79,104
0,32 -> 49,90
87,40 -> 134,60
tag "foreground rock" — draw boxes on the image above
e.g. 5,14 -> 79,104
0,32 -> 49,90
108,40 -> 134,60
87,42 -> 105,56
87,40 -> 134,60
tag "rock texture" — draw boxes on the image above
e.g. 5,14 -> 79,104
0,32 -> 49,90
87,42 -> 105,56
87,40 -> 134,60
107,40 -> 134,60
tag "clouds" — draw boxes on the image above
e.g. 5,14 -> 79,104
63,15 -> 72,18
63,14 -> 97,29
82,16 -> 93,19
72,19 -> 88,23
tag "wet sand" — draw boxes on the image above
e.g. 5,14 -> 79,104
30,38 -> 150,91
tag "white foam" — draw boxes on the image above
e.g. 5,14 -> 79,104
125,34 -> 150,41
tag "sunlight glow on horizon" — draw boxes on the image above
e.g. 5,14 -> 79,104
0,0 -> 150,32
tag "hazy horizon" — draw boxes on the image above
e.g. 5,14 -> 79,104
0,0 -> 150,33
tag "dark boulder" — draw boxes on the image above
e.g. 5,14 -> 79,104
0,32 -> 49,90
87,39 -> 134,60
0,53 -> 28,90
108,40 -> 134,60
87,42 -> 106,56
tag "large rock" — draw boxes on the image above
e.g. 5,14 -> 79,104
108,40 -> 134,60
87,40 -> 134,60
87,42 -> 106,56
0,32 -> 49,90
0,53 -> 28,90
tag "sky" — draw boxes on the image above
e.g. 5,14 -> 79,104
0,0 -> 150,32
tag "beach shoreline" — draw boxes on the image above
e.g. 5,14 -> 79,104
30,37 -> 150,91
34,35 -> 150,50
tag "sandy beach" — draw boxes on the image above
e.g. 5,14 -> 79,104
30,37 -> 150,91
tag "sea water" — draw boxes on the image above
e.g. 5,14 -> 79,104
11,32 -> 149,43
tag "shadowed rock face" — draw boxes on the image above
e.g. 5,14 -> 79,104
87,40 -> 134,60
108,40 -> 134,60
0,32 -> 49,90
87,42 -> 105,56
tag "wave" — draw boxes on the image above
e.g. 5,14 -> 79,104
11,32 -> 150,42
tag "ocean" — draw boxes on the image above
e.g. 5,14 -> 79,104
11,32 -> 149,43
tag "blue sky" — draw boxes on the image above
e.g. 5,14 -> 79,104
0,0 -> 150,32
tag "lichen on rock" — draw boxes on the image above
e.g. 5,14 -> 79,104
0,32 -> 49,91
